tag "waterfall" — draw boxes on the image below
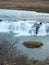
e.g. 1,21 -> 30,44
0,9 -> 49,36
0,21 -> 49,36
37,23 -> 47,36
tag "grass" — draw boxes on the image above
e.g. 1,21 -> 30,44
23,41 -> 43,48
0,1 -> 49,12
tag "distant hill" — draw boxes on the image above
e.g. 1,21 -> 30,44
0,0 -> 49,12
0,0 -> 49,2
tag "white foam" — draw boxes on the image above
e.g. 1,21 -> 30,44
0,9 -> 49,36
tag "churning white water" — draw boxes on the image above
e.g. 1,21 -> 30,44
0,21 -> 49,36
0,9 -> 49,36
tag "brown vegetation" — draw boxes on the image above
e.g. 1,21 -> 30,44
23,41 -> 43,48
0,1 -> 49,12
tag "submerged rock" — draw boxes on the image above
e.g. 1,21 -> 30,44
23,41 -> 43,48
0,19 -> 2,22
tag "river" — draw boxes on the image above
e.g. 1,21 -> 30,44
0,9 -> 49,60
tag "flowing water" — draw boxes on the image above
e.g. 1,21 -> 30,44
0,9 -> 49,60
